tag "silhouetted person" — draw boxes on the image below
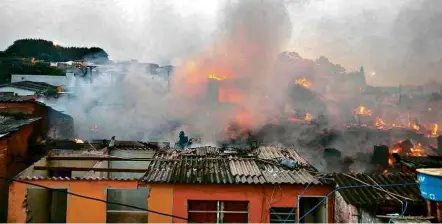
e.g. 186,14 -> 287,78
108,136 -> 116,149
176,131 -> 189,149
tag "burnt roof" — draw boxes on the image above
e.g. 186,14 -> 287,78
141,155 -> 324,185
334,173 -> 423,207
400,156 -> 442,169
0,116 -> 41,135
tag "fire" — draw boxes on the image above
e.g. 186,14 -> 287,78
432,124 -> 438,136
295,77 -> 312,88
305,113 -> 312,121
31,58 -> 36,64
413,124 -> 420,131
375,117 -> 386,127
410,143 -> 425,156
74,138 -> 84,144
356,105 -> 372,116
208,73 -> 226,81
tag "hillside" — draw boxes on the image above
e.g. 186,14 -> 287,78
2,38 -> 108,62
0,39 -> 109,84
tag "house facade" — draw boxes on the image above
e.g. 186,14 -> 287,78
0,115 -> 43,222
7,143 -> 334,223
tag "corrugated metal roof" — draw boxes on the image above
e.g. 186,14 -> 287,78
17,176 -> 140,181
401,156 -> 442,169
258,146 -> 310,166
194,146 -> 220,156
0,81 -> 57,92
334,173 -> 423,206
141,156 -> 322,185
0,116 -> 41,134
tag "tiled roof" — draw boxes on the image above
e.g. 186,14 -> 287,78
0,116 -> 41,134
257,146 -> 314,170
334,173 -> 423,206
17,176 -> 140,181
400,156 -> 442,169
141,156 -> 322,185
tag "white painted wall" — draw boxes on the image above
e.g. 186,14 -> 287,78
0,86 -> 35,96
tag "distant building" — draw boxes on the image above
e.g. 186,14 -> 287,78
0,81 -> 58,96
11,73 -> 75,87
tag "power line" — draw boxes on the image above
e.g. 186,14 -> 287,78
297,182 -> 419,222
0,176 -> 191,222
283,173 -> 325,224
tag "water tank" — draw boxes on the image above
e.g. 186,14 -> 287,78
417,168 -> 442,201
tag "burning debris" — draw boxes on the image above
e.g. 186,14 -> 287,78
295,77 -> 312,89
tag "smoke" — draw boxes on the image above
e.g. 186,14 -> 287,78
286,0 -> 442,86
50,0 -> 292,144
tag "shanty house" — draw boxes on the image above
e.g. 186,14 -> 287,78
7,142 -> 335,223
0,115 -> 43,222
333,173 -> 439,223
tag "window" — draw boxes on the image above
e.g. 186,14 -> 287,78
270,207 -> 296,223
106,188 -> 149,223
188,200 -> 248,223
26,188 -> 68,223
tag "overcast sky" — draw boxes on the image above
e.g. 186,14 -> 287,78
1,0 -> 441,86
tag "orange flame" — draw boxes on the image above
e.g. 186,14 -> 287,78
305,113 -> 312,121
208,73 -> 226,81
409,143 -> 425,156
375,117 -> 386,127
74,138 -> 84,144
413,124 -> 420,131
295,77 -> 312,88
432,124 -> 438,136
31,58 -> 36,64
356,105 -> 372,116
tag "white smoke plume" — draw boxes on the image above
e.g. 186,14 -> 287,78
51,0 -> 293,144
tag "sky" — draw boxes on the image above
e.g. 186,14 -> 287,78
1,0 -> 442,86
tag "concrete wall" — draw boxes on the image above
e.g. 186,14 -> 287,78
334,191 -> 383,223
0,87 -> 35,96
170,184 -> 334,223
8,180 -> 139,223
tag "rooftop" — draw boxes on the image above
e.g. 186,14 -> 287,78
334,173 -> 423,207
0,81 -> 58,92
400,156 -> 442,170
16,141 -> 323,185
0,115 -> 41,136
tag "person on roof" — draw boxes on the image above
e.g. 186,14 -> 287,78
108,136 -> 116,149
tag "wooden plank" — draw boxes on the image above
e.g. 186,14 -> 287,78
33,166 -> 148,173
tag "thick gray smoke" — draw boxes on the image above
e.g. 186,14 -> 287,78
50,0 -> 292,143
286,0 -> 442,86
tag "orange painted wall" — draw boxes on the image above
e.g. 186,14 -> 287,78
148,184 -> 174,223
172,184 -> 334,223
7,180 -> 138,223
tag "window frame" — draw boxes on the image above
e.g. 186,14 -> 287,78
269,207 -> 297,223
105,187 -> 149,223
188,200 -> 249,223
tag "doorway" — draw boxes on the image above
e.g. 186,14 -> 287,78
298,196 -> 327,223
